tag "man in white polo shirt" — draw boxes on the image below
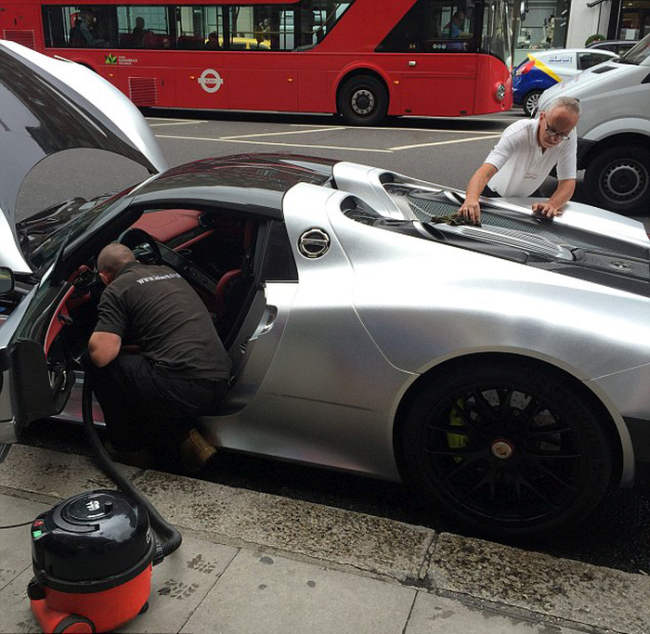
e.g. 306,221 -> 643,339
458,96 -> 581,225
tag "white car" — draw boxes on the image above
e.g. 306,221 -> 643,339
539,35 -> 650,215
513,48 -> 618,116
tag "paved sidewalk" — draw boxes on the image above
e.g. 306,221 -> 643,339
1,444 -> 649,634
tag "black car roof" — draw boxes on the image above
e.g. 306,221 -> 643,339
130,154 -> 337,219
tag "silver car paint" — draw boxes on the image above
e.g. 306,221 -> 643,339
202,186 -> 415,479
0,40 -> 167,271
0,210 -> 29,273
333,162 -> 650,248
0,284 -> 40,443
194,182 -> 648,485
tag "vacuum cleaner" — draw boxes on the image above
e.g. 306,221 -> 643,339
26,377 -> 182,633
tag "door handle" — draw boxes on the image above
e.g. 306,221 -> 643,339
408,61 -> 417,67
250,306 -> 278,341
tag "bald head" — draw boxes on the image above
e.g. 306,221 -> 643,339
97,243 -> 136,283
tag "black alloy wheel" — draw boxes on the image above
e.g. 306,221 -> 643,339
523,90 -> 542,117
402,361 -> 613,538
337,75 -> 388,126
584,145 -> 650,216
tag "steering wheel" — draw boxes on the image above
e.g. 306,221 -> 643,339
117,228 -> 163,265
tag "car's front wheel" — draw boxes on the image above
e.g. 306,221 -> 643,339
583,145 -> 650,215
522,90 -> 543,117
401,360 -> 613,538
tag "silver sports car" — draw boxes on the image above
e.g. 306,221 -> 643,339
1,41 -> 649,538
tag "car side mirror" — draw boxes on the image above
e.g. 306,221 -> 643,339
0,267 -> 15,296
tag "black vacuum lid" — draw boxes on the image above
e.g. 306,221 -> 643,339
63,492 -> 117,522
32,490 -> 154,586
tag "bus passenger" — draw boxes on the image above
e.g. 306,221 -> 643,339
205,32 -> 221,50
132,17 -> 148,46
78,11 -> 109,47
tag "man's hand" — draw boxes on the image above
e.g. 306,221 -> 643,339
531,201 -> 563,218
458,200 -> 481,224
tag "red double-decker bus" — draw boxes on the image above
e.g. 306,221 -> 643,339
1,0 -> 512,124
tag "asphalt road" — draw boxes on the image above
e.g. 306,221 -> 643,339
15,108 -> 650,576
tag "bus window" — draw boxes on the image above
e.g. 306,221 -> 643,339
376,0 -> 477,53
176,5 -> 223,49
221,1 -> 351,52
481,0 -> 511,65
42,5 -> 117,48
117,5 -> 172,48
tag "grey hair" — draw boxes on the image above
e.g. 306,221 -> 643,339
544,96 -> 581,116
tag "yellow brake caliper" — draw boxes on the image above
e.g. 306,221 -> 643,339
447,398 -> 469,463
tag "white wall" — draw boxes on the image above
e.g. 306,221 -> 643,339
566,0 -> 612,47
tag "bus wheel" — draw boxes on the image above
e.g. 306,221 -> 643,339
522,90 -> 542,117
338,75 -> 388,126
584,145 -> 650,216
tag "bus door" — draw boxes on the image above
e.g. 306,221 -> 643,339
223,53 -> 298,113
220,6 -> 298,113
400,52 -> 477,116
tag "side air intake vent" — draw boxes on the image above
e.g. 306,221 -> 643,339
128,77 -> 158,107
591,65 -> 615,74
3,30 -> 36,49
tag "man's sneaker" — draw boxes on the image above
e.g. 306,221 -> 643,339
180,428 -> 217,473
104,441 -> 155,470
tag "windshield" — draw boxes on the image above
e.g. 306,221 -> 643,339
21,186 -> 136,274
619,33 -> 650,65
481,0 -> 512,66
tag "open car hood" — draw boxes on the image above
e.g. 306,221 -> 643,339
0,40 -> 168,273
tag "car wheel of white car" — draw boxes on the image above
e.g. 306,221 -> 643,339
402,360 -> 613,538
337,75 -> 388,126
584,145 -> 650,216
523,90 -> 542,117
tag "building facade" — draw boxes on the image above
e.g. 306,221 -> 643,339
514,0 -> 646,63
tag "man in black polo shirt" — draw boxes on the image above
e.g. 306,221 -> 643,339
86,243 -> 231,472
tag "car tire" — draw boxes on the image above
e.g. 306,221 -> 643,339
401,360 -> 613,538
522,90 -> 543,117
583,145 -> 650,216
337,75 -> 388,126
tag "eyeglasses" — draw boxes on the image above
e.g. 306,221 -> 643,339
544,121 -> 572,141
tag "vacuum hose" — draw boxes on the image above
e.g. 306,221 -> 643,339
82,376 -> 182,564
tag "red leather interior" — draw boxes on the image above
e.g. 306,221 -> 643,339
132,210 -> 201,243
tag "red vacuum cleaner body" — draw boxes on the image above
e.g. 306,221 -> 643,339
28,490 -> 155,633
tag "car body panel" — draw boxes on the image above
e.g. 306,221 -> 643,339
0,39 -> 167,271
512,48 -> 617,106
202,186 -> 415,478
540,60 -> 650,144
2,45 -> 650,534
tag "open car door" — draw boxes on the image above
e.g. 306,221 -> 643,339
0,41 -> 167,451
